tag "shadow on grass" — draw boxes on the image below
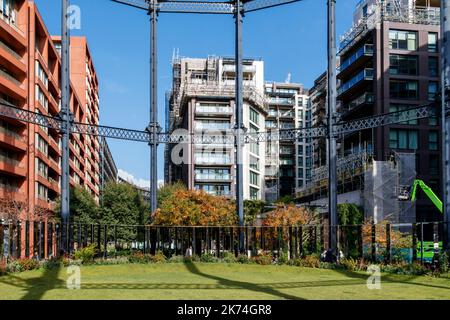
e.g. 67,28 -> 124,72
0,267 -> 65,300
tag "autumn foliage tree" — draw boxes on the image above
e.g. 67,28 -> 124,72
263,204 -> 318,227
362,219 -> 412,249
152,188 -> 237,226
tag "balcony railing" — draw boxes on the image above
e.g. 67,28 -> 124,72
268,97 -> 295,106
0,39 -> 22,60
337,68 -> 374,96
338,44 -> 373,73
0,155 -> 21,167
195,173 -> 232,181
0,68 -> 22,87
341,92 -> 375,114
0,125 -> 24,142
196,106 -> 232,114
195,156 -> 232,165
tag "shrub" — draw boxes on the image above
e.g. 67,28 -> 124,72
168,255 -> 185,263
236,254 -> 253,264
278,251 -> 290,265
439,252 -> 449,274
200,253 -> 219,263
128,252 -> 149,264
340,258 -> 359,272
17,258 -> 40,271
253,253 -> 273,265
0,259 -> 7,276
41,258 -> 62,270
300,255 -> 321,268
73,244 -> 97,264
150,251 -> 167,264
222,252 -> 237,264
93,257 -> 129,265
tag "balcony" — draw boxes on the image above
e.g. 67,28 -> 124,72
195,105 -> 232,116
338,44 -> 373,79
268,97 -> 295,106
222,64 -> 256,74
0,68 -> 26,99
0,126 -> 26,151
337,68 -> 374,98
195,173 -> 232,182
0,155 -> 26,177
195,155 -> 232,165
340,92 -> 375,118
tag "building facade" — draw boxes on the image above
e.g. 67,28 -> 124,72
166,56 -> 266,200
298,0 -> 442,223
264,82 -> 311,203
100,137 -> 118,194
0,1 -> 101,223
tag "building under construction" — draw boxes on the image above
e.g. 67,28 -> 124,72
297,0 -> 442,224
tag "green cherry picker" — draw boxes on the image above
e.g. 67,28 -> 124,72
399,179 -> 443,262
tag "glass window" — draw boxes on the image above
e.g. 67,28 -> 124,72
250,187 -> 259,200
429,57 -> 439,77
428,33 -> 439,53
389,104 -> 418,125
389,54 -> 418,76
249,107 -> 259,125
389,30 -> 417,51
429,155 -> 439,175
390,80 -> 418,100
428,81 -> 439,101
250,171 -> 259,186
389,129 -> 418,150
429,131 -> 439,151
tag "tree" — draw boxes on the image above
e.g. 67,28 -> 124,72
274,195 -> 295,205
100,181 -> 148,225
263,204 -> 317,227
152,189 -> 237,226
244,200 -> 266,226
0,197 -> 26,221
55,186 -> 99,224
157,182 -> 186,208
337,203 -> 364,226
337,203 -> 364,258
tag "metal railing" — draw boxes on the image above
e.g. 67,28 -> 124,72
1,220 -> 447,264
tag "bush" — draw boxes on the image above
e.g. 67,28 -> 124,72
236,254 -> 253,264
200,253 -> 219,263
17,259 -> 40,271
150,251 -> 167,264
0,259 -> 7,276
129,252 -> 150,264
340,258 -> 359,272
73,244 -> 98,264
253,253 -> 273,265
222,252 -> 237,264
92,257 -> 130,265
300,255 -> 321,268
439,252 -> 449,274
168,255 -> 185,263
277,251 -> 289,265
41,258 -> 62,270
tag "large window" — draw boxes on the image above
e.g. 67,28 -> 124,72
389,129 -> 418,150
428,81 -> 439,101
249,107 -> 259,125
250,187 -> 259,200
195,184 -> 231,196
389,30 -> 417,51
389,104 -> 418,125
428,32 -> 439,53
429,131 -> 439,151
250,171 -> 259,186
389,54 -> 418,76
429,57 -> 439,77
390,80 -> 418,100
429,155 -> 439,176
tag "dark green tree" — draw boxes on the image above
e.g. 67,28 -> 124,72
99,182 -> 149,241
275,195 -> 295,205
56,186 -> 99,224
337,203 -> 364,258
157,182 -> 186,207
244,200 -> 266,226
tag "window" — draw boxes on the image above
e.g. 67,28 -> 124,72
428,33 -> 439,53
249,107 -> 259,125
298,145 -> 304,155
250,155 -> 259,171
389,55 -> 418,76
35,134 -> 48,155
306,169 -> 311,180
429,155 -> 439,175
429,131 -> 439,151
390,80 -> 418,100
250,142 -> 259,155
429,57 -> 439,77
250,187 -> 259,200
36,182 -> 48,200
35,158 -> 48,179
389,30 -> 417,51
298,168 -> 304,179
35,85 -> 48,111
428,81 -> 439,101
389,129 -> 418,150
389,104 -> 418,125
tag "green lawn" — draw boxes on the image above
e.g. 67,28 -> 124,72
0,263 -> 449,300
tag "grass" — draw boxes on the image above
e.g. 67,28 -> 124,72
0,263 -> 449,300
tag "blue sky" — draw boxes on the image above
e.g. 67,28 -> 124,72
35,0 -> 359,187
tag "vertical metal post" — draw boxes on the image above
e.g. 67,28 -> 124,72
61,0 -> 71,255
327,0 -> 338,256
441,0 -> 450,251
234,0 -> 245,253
149,0 -> 159,214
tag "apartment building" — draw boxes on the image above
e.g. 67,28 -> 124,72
298,0 -> 442,223
100,137 -> 118,194
309,72 -> 327,171
264,82 -> 312,203
166,56 -> 266,201
0,1 -> 101,224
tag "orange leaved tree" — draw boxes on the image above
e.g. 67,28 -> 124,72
152,188 -> 237,226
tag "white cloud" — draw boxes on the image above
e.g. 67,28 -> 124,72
118,169 -> 150,189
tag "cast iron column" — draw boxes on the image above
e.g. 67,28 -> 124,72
61,0 -> 71,254
327,0 -> 338,255
235,0 -> 245,252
